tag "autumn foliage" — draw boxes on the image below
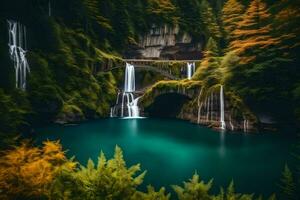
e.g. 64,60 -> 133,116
229,0 -> 279,63
0,140 -> 75,199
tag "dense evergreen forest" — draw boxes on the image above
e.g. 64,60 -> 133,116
0,0 -> 299,199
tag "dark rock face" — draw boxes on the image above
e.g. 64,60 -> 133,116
140,82 -> 258,133
55,113 -> 84,124
125,24 -> 204,60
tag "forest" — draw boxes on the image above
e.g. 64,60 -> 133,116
0,0 -> 299,199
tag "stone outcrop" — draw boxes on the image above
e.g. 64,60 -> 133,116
55,105 -> 85,124
125,24 -> 203,60
140,81 -> 258,132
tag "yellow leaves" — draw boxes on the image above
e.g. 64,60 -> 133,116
0,140 -> 75,199
276,7 -> 300,21
147,0 -> 176,15
227,0 -> 279,65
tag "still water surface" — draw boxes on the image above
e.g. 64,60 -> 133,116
36,118 -> 295,195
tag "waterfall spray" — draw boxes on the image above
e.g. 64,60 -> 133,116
8,20 -> 30,91
220,85 -> 226,130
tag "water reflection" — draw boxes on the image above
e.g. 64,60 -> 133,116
219,130 -> 226,156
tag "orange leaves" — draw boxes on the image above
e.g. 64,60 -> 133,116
227,0 -> 279,64
0,140 -> 75,199
222,0 -> 245,37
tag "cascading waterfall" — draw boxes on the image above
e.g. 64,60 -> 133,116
220,85 -> 226,130
8,20 -> 30,91
187,62 -> 195,80
110,63 -> 141,118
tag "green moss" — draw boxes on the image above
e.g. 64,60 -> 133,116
141,80 -> 202,108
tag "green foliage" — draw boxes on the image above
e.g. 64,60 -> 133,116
50,146 -> 147,199
29,85 -> 63,121
172,173 -> 213,200
193,37 -> 222,84
133,185 -> 171,200
278,164 -> 297,200
0,142 -> 280,200
0,89 -> 30,135
213,181 -> 254,200
201,0 -> 222,39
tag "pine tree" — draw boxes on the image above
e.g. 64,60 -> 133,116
278,164 -> 296,200
229,0 -> 279,63
82,0 -> 112,31
205,37 -> 220,57
221,0 -> 245,41
201,0 -> 222,39
194,37 -> 221,81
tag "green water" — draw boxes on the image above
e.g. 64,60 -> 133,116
36,118 -> 295,195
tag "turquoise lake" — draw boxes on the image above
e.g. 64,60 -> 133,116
35,118 -> 295,196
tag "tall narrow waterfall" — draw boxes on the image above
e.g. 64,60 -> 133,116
8,20 -> 30,91
110,63 -> 141,118
124,63 -> 135,92
187,62 -> 195,80
220,85 -> 226,130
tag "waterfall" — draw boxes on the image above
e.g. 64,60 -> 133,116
197,88 -> 203,124
243,119 -> 248,132
111,63 -> 141,118
110,108 -> 113,117
130,97 -> 141,118
187,62 -> 195,80
206,95 -> 210,122
8,20 -> 30,91
229,115 -> 234,131
210,93 -> 214,121
220,85 -> 226,130
124,63 -> 135,92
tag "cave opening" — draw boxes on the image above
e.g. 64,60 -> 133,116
145,93 -> 191,118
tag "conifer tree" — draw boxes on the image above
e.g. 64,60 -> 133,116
229,0 -> 279,63
201,0 -> 222,39
221,0 -> 245,41
82,0 -> 112,31
194,37 -> 221,81
278,164 -> 296,200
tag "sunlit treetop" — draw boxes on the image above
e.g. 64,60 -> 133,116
229,0 -> 279,63
222,0 -> 245,40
